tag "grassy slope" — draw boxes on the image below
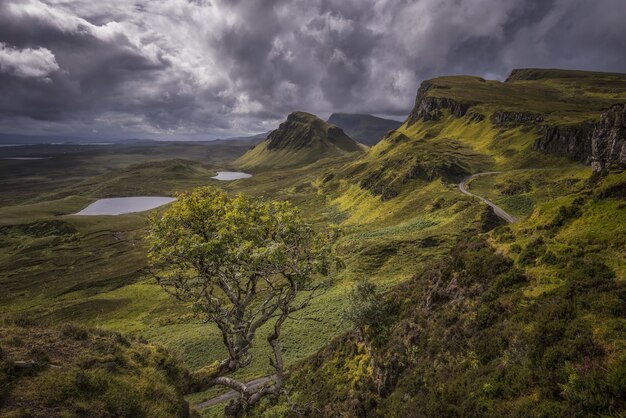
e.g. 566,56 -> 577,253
251,70 -> 626,416
1,69 -> 625,417
0,321 -> 190,418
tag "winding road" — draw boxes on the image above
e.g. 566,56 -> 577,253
458,172 -> 517,224
194,376 -> 272,410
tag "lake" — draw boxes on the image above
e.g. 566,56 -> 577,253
74,196 -> 175,215
212,171 -> 252,180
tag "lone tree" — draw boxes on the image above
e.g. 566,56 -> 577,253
147,187 -> 335,415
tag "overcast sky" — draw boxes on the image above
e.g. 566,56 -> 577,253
0,0 -> 625,140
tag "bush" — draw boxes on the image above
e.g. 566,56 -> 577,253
518,237 -> 546,266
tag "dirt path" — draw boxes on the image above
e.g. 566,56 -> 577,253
458,172 -> 517,224
194,376 -> 272,409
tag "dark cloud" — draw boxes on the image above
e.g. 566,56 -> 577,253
0,0 -> 624,139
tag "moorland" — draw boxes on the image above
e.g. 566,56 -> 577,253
1,68 -> 625,417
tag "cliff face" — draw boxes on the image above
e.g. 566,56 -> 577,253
532,105 -> 626,173
533,121 -> 596,164
490,111 -> 544,127
406,81 -> 471,126
591,104 -> 626,174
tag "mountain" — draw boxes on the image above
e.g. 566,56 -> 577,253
235,111 -> 365,169
255,68 -> 626,417
338,68 -> 626,202
326,113 -> 402,146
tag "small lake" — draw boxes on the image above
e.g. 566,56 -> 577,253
212,171 -> 252,181
74,196 -> 175,216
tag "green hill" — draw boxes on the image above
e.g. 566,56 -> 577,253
253,69 -> 626,417
1,69 -> 625,418
235,111 -> 365,170
338,68 -> 626,203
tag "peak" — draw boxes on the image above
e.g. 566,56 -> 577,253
236,111 -> 363,169
286,111 -> 321,123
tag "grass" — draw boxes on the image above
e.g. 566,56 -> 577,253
0,321 -> 190,418
0,142 -> 249,206
419,70 -> 626,124
1,69 -> 625,416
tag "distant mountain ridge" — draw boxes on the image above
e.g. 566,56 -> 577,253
236,111 -> 365,169
327,113 -> 402,146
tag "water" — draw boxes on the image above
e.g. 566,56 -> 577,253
74,196 -> 175,216
212,171 -> 252,181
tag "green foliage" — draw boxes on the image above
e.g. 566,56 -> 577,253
273,229 -> 626,417
148,186 -> 334,296
147,186 -> 337,411
0,323 -> 191,418
343,280 -> 394,346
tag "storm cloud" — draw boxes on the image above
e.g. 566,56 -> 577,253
0,0 -> 625,139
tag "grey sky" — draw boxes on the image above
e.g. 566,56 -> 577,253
0,0 -> 625,140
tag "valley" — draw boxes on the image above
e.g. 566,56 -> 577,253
1,68 -> 625,417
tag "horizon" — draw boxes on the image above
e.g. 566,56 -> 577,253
1,0 -> 626,140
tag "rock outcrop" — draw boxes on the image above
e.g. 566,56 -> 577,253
236,111 -> 364,169
532,104 -> 626,174
405,158 -> 468,183
265,111 -> 360,152
491,111 -> 544,127
406,82 -> 471,126
591,104 -> 626,174
533,121 -> 596,164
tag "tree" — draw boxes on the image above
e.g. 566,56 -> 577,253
147,187 -> 335,416
344,279 -> 389,345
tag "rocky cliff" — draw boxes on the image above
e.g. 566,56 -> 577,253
264,111 -> 360,152
406,81 -> 472,126
591,104 -> 626,174
490,111 -> 544,127
236,111 -> 364,169
533,121 -> 596,164
533,105 -> 626,174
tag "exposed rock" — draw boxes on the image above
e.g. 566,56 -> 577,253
264,111 -> 361,152
491,111 -> 544,127
532,105 -> 626,174
406,81 -> 471,126
406,158 -> 468,183
466,112 -> 486,123
384,131 -> 411,144
236,111 -> 363,169
591,104 -> 626,175
359,170 -> 398,201
533,121 -> 596,164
